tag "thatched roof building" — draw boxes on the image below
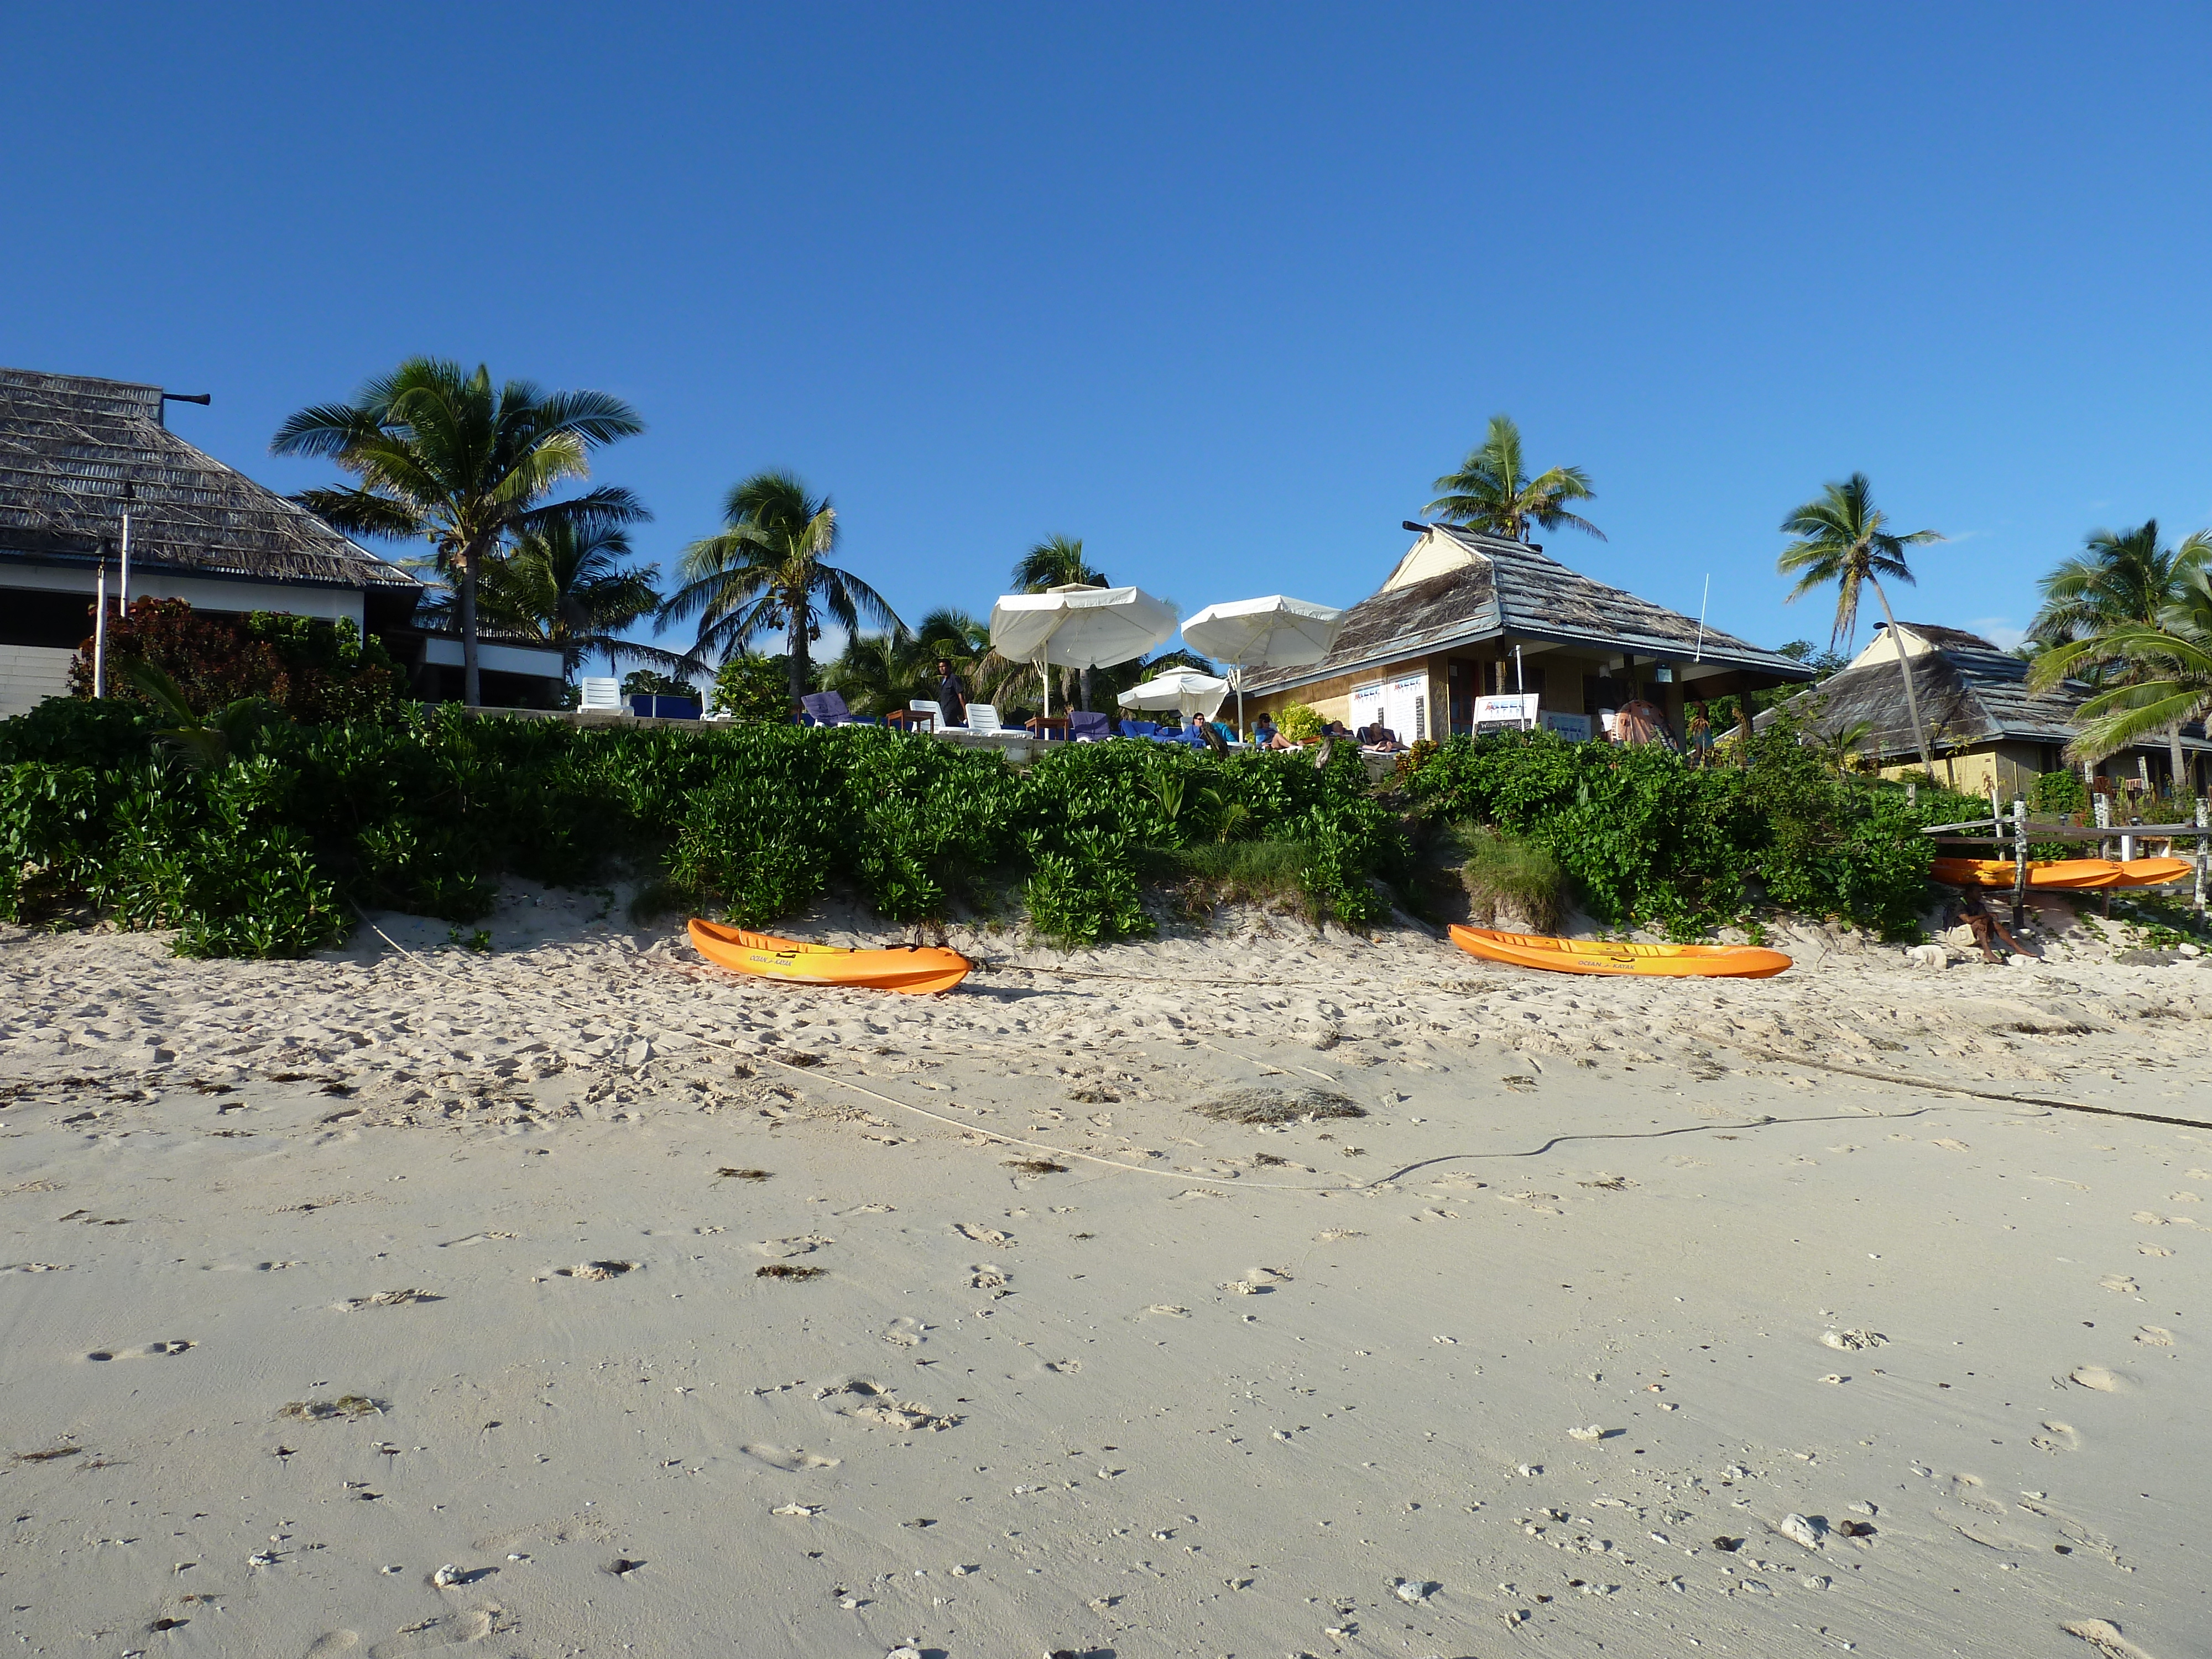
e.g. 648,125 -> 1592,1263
1237,521 -> 1813,742
0,368 -> 564,713
1760,620 -> 2210,797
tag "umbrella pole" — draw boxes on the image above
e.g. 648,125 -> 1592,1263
1039,657 -> 1050,722
1234,666 -> 1243,740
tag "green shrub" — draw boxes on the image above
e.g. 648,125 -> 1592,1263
1453,827 -> 1567,933
708,656 -> 796,722
1276,703 -> 1322,742
2030,769 -> 2089,815
1408,714 -> 1934,940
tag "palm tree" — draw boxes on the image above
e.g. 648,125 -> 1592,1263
273,358 -> 645,707
2028,521 -> 2210,787
2029,521 -> 2211,655
1777,473 -> 1943,769
452,520 -> 675,681
1425,415 -> 1603,543
821,628 -> 922,717
658,471 -> 900,704
1013,534 -> 1112,710
2032,556 -> 2212,789
1013,534 -> 1108,592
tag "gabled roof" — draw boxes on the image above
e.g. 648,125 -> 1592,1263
1765,621 -> 2210,756
1240,522 -> 1814,696
0,368 -> 419,591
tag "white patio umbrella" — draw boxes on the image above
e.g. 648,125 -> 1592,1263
1116,670 -> 1229,722
989,583 -> 1178,718
1180,594 -> 1345,732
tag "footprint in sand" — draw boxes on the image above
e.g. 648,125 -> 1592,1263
303,1635 -> 359,1657
86,1339 -> 194,1361
2032,1421 -> 2081,1454
2135,1326 -> 2175,1347
739,1443 -> 840,1472
364,1609 -> 492,1657
815,1379 -> 958,1431
953,1223 -> 1014,1245
2137,1243 -> 2173,1256
337,1290 -> 442,1311
881,1317 -> 928,1348
2068,1366 -> 2132,1392
551,1261 -> 636,1281
969,1265 -> 1010,1292
2062,1618 -> 2159,1659
2099,1275 -> 2141,1295
754,1235 -> 831,1259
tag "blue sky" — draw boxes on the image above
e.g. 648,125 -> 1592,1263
9,2 -> 2211,665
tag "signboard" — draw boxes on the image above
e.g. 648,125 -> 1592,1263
1473,693 -> 1539,728
1540,710 -> 1593,742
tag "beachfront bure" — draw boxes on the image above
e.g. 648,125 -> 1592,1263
0,368 -> 572,712
1234,520 -> 1816,746
1760,621 -> 2212,801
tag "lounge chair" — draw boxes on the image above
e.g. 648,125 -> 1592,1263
800,691 -> 858,726
578,677 -> 622,712
1068,711 -> 1110,742
905,698 -> 948,733
964,703 -> 1018,738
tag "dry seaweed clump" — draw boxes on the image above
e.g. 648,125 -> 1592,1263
280,1395 -> 385,1421
1191,1087 -> 1366,1125
1004,1158 -> 1068,1175
757,1263 -> 825,1280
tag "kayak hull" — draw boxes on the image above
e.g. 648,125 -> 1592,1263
1930,857 -> 2193,890
687,918 -> 972,994
1449,924 -> 1792,979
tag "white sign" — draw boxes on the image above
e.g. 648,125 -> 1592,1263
1473,693 -> 1539,727
1540,711 -> 1593,742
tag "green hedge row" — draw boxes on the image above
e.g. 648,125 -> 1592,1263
0,698 -> 1962,958
0,701 -> 1396,956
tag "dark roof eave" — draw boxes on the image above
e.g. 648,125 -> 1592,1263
0,544 -> 420,592
1241,618 -> 1814,697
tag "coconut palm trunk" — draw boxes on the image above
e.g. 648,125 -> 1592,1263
459,542 -> 485,708
1868,578 -> 1933,769
787,608 -> 813,706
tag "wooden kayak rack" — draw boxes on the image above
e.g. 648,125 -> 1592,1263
1920,787 -> 2211,928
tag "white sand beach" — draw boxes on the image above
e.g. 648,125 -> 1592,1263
3,895 -> 2209,1659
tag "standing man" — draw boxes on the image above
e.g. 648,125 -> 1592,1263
933,658 -> 969,729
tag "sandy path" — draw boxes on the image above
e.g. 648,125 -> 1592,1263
2,902 -> 2208,1658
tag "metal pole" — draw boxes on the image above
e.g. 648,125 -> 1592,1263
92,562 -> 107,698
119,512 -> 131,610
2011,796 -> 2028,936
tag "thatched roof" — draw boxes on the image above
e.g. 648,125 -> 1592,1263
0,368 -> 418,591
1761,622 -> 2211,757
1240,521 -> 1814,696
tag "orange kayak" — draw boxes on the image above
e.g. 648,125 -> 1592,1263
1929,857 -> 2193,890
1449,924 -> 1791,979
687,919 -> 971,994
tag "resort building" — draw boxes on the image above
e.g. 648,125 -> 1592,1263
1236,520 -> 1815,740
1764,620 -> 2211,799
0,367 -> 566,716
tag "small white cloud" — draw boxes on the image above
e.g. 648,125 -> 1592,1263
1970,617 -> 2028,651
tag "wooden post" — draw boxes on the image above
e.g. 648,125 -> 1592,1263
2093,788 -> 2112,859
2012,796 -> 2029,936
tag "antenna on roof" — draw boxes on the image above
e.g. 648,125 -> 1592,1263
1692,573 -> 1710,663
158,391 -> 211,429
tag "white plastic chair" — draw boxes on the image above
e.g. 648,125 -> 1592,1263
908,698 -> 948,733
964,703 -> 1011,737
578,677 -> 622,712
